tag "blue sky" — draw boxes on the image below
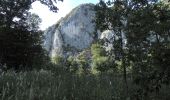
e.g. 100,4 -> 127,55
31,0 -> 99,30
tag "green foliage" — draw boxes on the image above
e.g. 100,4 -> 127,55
0,0 -> 50,70
0,27 -> 49,70
66,56 -> 79,73
93,56 -> 109,72
37,0 -> 63,12
95,0 -> 170,99
26,13 -> 42,31
76,51 -> 91,74
91,43 -> 106,58
91,43 -> 115,72
52,56 -> 65,65
0,0 -> 170,99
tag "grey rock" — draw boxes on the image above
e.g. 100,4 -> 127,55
44,4 -> 96,57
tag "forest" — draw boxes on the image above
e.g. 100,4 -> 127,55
0,0 -> 170,100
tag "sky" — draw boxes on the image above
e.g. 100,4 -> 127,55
30,0 -> 99,30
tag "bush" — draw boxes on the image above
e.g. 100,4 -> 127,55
91,43 -> 116,72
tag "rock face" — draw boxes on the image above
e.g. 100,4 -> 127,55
100,30 -> 115,51
44,4 -> 96,57
100,30 -> 115,41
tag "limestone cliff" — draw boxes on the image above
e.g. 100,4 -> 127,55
44,4 -> 96,57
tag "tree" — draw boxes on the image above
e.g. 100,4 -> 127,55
91,43 -> 115,72
26,13 -> 42,31
95,0 -> 170,99
0,0 -> 51,70
95,0 -> 130,98
33,0 -> 63,12
125,1 -> 170,98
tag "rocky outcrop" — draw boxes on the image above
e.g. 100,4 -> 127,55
100,30 -> 115,51
44,4 -> 96,57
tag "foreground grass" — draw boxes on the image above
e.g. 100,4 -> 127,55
0,70 -> 125,100
0,69 -> 170,100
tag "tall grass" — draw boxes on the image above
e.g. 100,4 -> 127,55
0,69 -> 169,100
